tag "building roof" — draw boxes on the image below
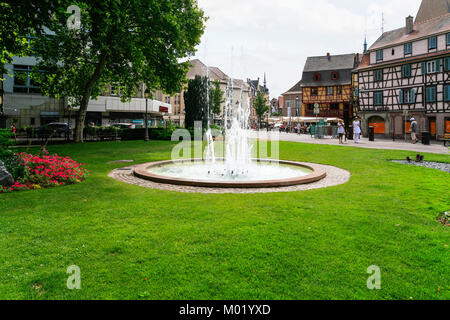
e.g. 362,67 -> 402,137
282,80 -> 302,95
415,0 -> 450,24
302,54 -> 358,72
368,3 -> 450,51
187,59 -> 248,90
299,54 -> 358,87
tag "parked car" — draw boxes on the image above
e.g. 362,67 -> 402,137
36,122 -> 71,138
111,123 -> 136,129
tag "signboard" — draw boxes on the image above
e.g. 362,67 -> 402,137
159,106 -> 169,113
313,103 -> 320,115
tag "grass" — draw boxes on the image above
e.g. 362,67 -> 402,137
0,140 -> 448,300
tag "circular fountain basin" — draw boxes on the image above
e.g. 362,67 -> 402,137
134,159 -> 326,188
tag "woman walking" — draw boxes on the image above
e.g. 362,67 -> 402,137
11,123 -> 17,142
353,117 -> 361,143
337,119 -> 345,144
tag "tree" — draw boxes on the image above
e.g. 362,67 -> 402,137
253,92 -> 269,130
1,1 -> 206,142
0,1 -> 60,76
184,75 -> 208,129
209,80 -> 224,117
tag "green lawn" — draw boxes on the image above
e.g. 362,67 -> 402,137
0,140 -> 448,300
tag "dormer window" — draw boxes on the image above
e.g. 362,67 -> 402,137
331,71 -> 339,81
404,42 -> 412,55
376,50 -> 383,61
313,73 -> 321,82
428,36 -> 437,50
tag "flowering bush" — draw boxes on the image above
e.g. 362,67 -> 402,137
1,150 -> 89,193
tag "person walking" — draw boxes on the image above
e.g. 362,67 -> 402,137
337,119 -> 345,144
11,123 -> 17,141
353,117 -> 361,143
410,117 -> 419,144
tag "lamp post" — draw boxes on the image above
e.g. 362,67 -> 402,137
67,104 -> 72,141
144,89 -> 150,142
403,109 -> 409,142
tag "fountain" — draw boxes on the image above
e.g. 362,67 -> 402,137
133,71 -> 327,189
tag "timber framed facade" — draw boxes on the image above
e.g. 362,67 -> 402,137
300,53 -> 360,126
357,0 -> 450,140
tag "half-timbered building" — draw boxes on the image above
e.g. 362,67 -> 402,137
357,0 -> 450,140
300,53 -> 360,126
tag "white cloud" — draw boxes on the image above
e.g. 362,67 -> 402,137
194,0 -> 422,97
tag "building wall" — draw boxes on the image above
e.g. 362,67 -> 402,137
358,54 -> 450,139
370,33 -> 449,64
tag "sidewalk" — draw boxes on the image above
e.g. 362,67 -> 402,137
250,131 -> 449,155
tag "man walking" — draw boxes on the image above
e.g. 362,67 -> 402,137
410,117 -> 418,144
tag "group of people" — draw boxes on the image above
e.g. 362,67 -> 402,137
336,117 -> 362,145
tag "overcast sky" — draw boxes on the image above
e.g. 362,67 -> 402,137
192,0 -> 422,98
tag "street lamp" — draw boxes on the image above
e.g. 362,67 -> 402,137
144,89 -> 150,142
403,109 -> 409,142
67,104 -> 72,141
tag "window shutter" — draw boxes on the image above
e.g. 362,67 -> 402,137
444,86 -> 449,102
411,88 -> 416,103
445,58 -> 449,72
436,59 -> 441,72
398,89 -> 403,104
422,62 -> 427,75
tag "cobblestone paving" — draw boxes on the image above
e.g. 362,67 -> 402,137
108,163 -> 351,194
391,160 -> 450,173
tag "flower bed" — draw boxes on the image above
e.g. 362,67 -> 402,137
1,149 -> 89,193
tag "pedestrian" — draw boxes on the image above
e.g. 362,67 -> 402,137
11,123 -> 17,141
353,117 -> 361,143
337,119 -> 345,144
410,117 -> 419,144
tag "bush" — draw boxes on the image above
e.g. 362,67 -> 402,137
1,151 -> 90,193
0,154 -> 26,180
84,126 -> 120,137
0,129 -> 14,156
120,128 -> 176,141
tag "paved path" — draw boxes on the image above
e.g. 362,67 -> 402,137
250,131 -> 449,155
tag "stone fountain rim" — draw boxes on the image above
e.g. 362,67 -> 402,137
133,159 -> 327,189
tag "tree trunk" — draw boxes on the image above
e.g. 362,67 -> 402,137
74,53 -> 108,142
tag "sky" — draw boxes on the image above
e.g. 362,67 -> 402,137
192,0 -> 423,98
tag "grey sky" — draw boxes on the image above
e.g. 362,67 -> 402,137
193,0 -> 422,98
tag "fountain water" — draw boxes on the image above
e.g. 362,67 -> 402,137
134,65 -> 327,188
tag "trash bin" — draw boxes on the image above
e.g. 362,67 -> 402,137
369,126 -> 375,142
421,131 -> 430,145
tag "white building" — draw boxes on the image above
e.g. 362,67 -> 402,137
1,55 -> 171,129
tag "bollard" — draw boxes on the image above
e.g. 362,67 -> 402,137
369,126 -> 375,142
421,131 -> 430,145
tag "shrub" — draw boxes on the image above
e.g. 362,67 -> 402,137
0,129 -> 14,156
1,151 -> 89,193
0,154 -> 26,180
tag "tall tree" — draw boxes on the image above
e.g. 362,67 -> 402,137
253,91 -> 268,130
184,75 -> 208,129
209,80 -> 224,117
1,1 -> 206,142
0,1 -> 60,76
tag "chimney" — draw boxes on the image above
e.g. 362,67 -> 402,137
327,52 -> 331,61
406,16 -> 414,34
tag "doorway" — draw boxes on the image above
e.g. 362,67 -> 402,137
428,117 -> 436,140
